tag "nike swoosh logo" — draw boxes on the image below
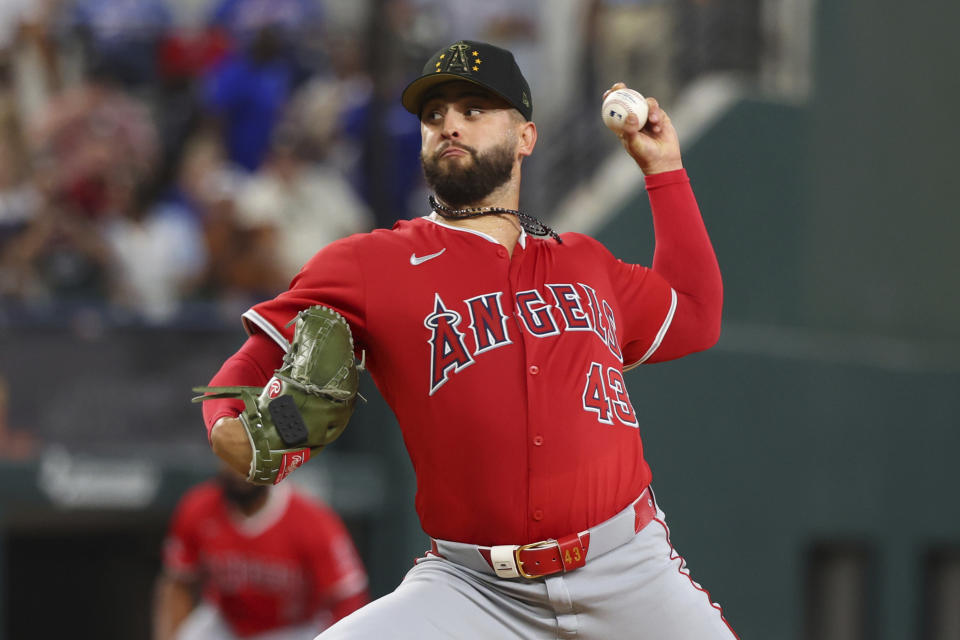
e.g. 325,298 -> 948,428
410,248 -> 446,265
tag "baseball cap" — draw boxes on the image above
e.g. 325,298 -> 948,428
401,40 -> 533,121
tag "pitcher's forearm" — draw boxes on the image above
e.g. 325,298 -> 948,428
211,417 -> 253,477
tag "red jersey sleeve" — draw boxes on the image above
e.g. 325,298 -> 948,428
589,169 -> 722,368
645,169 -> 723,361
242,236 -> 368,352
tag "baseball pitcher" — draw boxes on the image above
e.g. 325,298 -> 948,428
199,39 -> 737,639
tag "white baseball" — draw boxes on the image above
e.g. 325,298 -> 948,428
601,88 -> 649,132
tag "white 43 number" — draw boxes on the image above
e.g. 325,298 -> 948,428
582,362 -> 639,427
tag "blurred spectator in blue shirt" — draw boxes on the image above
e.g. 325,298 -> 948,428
314,31 -> 423,227
202,25 -> 295,172
207,0 -> 324,80
340,88 -> 422,227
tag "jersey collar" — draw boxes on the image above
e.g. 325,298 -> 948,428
227,482 -> 292,537
423,214 -> 527,249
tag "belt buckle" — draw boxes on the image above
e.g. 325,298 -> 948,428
514,540 -> 556,579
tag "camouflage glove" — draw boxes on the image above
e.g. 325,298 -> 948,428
193,305 -> 359,485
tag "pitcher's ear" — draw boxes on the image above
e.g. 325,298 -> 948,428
518,120 -> 537,158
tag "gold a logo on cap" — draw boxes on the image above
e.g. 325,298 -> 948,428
435,43 -> 482,74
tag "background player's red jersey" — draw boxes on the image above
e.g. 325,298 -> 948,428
162,481 -> 368,637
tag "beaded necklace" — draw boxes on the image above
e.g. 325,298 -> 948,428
428,195 -> 562,243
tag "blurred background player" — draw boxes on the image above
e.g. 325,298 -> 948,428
153,466 -> 369,640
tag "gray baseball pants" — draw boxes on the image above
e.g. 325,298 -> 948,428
316,491 -> 737,639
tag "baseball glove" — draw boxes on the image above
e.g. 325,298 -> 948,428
193,305 -> 359,485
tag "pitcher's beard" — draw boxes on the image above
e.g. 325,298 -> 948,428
421,140 -> 515,209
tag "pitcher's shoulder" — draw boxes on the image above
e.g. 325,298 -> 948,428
547,231 -> 609,254
352,217 -> 434,247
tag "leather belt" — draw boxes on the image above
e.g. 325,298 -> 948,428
430,487 -> 657,580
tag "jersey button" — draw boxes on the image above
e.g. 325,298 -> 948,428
528,365 -> 540,375
533,509 -> 544,521
533,435 -> 544,446
497,248 -> 508,258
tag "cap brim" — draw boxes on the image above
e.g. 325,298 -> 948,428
401,73 -> 520,119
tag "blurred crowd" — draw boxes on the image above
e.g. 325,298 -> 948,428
0,0 -> 756,325
0,0 -> 443,324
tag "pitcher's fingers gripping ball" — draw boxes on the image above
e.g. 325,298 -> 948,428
602,83 -> 679,176
194,306 -> 359,484
601,87 -> 649,132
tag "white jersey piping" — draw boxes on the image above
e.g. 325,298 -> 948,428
624,288 -> 677,370
242,309 -> 290,352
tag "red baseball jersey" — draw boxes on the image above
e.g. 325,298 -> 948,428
162,482 -> 368,637
238,170 -> 718,546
